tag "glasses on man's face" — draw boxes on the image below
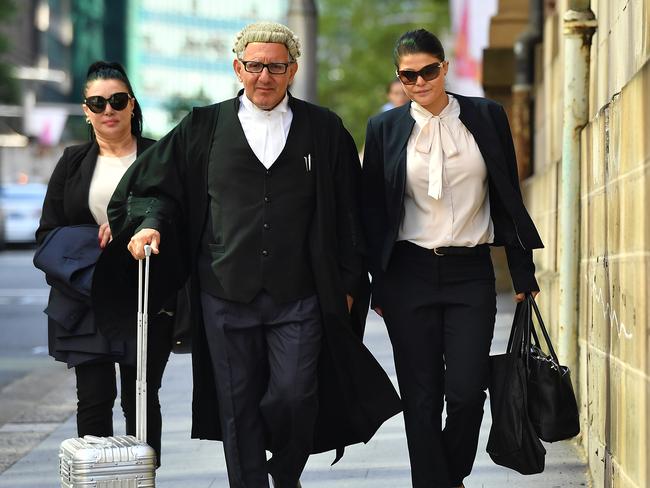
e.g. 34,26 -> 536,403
396,62 -> 445,85
240,60 -> 293,75
84,92 -> 131,113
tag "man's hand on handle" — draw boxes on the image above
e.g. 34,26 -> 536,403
128,228 -> 161,260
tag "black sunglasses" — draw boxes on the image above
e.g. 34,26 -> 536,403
84,92 -> 131,113
396,62 -> 445,85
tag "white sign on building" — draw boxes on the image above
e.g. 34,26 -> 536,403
446,0 -> 498,97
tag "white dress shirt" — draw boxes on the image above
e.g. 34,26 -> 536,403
238,93 -> 293,169
88,151 -> 137,225
398,94 -> 494,248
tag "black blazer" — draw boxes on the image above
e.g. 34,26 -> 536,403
37,137 -> 156,244
35,137 -> 156,366
33,224 -> 122,367
361,93 -> 543,294
34,224 -> 101,299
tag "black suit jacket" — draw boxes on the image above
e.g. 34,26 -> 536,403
35,137 -> 156,366
33,224 -> 126,366
37,137 -> 155,244
361,93 -> 543,294
34,224 -> 101,298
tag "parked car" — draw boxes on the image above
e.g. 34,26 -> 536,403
0,205 -> 5,249
0,182 -> 47,245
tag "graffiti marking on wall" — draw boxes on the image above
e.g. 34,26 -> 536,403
587,272 -> 633,340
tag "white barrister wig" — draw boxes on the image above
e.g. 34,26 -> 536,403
233,22 -> 302,61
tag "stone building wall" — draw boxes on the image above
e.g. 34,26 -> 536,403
518,1 -> 650,486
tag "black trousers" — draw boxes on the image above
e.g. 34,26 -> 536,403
379,242 -> 496,488
74,313 -> 173,466
201,291 -> 322,488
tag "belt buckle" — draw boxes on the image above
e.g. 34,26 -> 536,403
433,247 -> 445,256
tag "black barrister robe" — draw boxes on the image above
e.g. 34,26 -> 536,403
92,94 -> 402,455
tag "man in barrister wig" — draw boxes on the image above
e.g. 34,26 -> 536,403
93,21 -> 401,488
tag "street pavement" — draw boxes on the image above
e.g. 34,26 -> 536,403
0,249 -> 50,392
0,294 -> 590,487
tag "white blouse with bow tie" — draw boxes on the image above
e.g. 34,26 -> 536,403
398,94 -> 495,248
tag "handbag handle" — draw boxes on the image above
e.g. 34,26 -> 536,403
506,301 -> 523,352
506,301 -> 528,358
523,294 -> 533,371
526,293 -> 562,369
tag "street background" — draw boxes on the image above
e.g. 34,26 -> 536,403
2,0 -> 650,486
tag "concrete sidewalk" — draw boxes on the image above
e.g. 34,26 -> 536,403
0,295 -> 590,487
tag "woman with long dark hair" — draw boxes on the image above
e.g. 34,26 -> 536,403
37,61 -> 172,466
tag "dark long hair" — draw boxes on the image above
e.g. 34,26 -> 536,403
393,29 -> 445,67
84,61 -> 143,138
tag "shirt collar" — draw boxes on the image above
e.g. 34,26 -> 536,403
410,94 -> 459,122
239,92 -> 290,116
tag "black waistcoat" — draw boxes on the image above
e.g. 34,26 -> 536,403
198,98 -> 316,304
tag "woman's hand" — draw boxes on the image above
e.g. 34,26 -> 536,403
346,294 -> 354,313
515,290 -> 539,303
98,223 -> 112,249
127,228 -> 161,260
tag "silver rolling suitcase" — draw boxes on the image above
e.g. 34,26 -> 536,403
59,246 -> 157,487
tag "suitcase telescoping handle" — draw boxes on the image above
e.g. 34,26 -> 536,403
136,244 -> 152,442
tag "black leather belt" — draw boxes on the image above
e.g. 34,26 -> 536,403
396,241 -> 490,257
431,244 -> 490,256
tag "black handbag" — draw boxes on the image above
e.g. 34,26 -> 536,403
487,301 -> 546,475
526,295 -> 580,442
